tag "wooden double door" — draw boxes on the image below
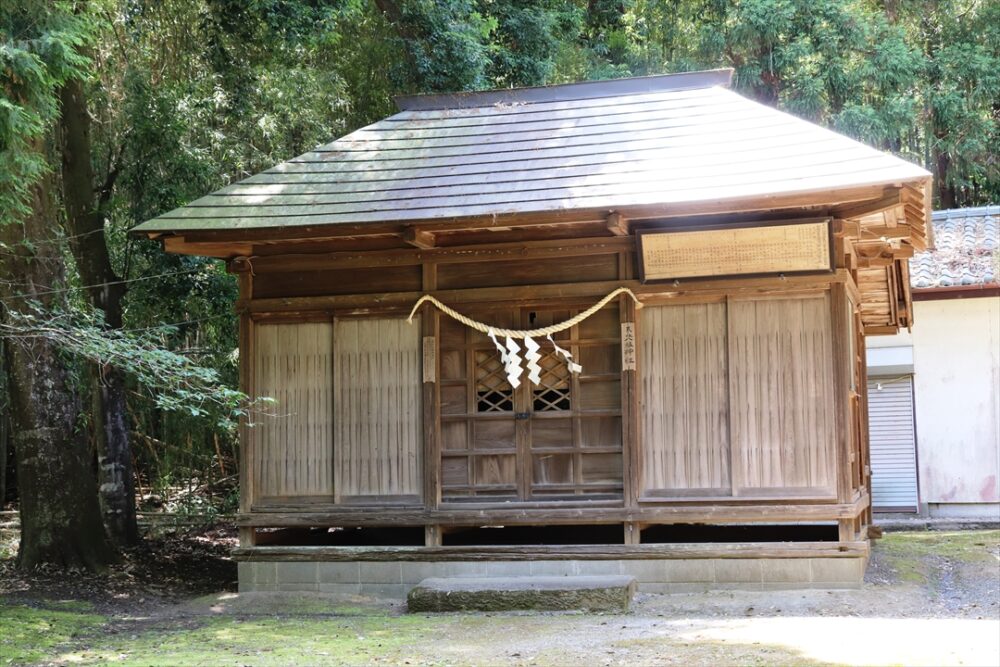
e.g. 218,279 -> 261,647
438,303 -> 624,502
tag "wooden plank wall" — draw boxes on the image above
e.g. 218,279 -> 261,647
640,303 -> 730,496
334,318 -> 423,500
239,231 -> 862,527
728,296 -> 837,496
253,322 -> 335,500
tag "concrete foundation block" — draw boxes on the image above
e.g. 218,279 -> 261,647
241,554 -> 867,596
762,558 -> 812,583
714,559 -> 763,584
575,560 -> 624,576
810,558 -> 864,586
664,559 -> 715,583
317,583 -> 362,596
318,562 -> 361,584
529,560 -> 574,576
255,562 -> 276,586
485,561 -> 534,577
622,560 -> 667,583
359,562 -> 402,584
275,562 -> 317,585
401,562 -> 443,584
441,562 -> 488,578
238,562 -> 254,585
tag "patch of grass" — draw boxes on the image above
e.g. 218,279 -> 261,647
874,530 -> 1000,584
0,601 -> 105,665
56,611 -> 574,666
59,613 -> 452,666
187,592 -> 395,618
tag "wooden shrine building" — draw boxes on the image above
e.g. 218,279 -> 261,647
133,69 -> 932,594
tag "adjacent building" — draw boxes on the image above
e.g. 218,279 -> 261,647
866,206 -> 999,517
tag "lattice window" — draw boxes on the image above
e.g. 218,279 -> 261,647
532,350 -> 571,411
475,351 -> 513,412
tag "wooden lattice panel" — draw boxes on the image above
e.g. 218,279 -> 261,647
474,351 -> 513,412
532,351 -> 571,412
438,305 -> 624,502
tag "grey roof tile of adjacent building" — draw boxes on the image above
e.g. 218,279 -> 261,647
911,206 -> 999,289
131,69 -> 931,235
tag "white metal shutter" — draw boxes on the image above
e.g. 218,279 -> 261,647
867,377 -> 919,512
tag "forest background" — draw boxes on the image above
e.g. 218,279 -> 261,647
1,0 -> 997,570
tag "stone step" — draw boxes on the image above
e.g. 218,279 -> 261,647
406,575 -> 637,613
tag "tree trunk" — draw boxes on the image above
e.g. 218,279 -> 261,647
0,337 -> 8,507
0,154 -> 117,571
935,149 -> 955,209
58,78 -> 139,546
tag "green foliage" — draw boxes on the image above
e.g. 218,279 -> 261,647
484,0 -> 583,87
591,0 -> 998,205
0,1 -> 92,223
395,0 -> 496,92
1,301 -> 258,429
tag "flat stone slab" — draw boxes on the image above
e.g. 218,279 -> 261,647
407,575 -> 636,613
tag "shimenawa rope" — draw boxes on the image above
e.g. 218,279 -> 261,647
406,286 -> 641,338
406,287 -> 642,386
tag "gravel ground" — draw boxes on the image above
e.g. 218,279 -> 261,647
1,529 -> 998,666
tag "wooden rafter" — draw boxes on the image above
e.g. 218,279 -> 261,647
606,211 -> 629,236
404,227 -> 435,249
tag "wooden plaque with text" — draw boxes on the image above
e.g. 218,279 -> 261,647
637,218 -> 833,283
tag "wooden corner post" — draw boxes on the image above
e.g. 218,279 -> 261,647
233,263 -> 256,547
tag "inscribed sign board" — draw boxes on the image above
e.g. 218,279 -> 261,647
638,219 -> 832,282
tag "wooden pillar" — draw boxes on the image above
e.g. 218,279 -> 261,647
620,294 -> 639,508
234,265 -> 256,547
424,525 -> 442,547
421,263 -> 441,511
830,283 -> 854,508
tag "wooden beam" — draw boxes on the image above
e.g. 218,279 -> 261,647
854,240 -> 891,258
233,541 -> 871,562
241,271 -> 849,315
831,189 -> 902,220
859,225 -> 913,240
855,256 -> 895,268
892,244 -> 915,258
864,325 -> 899,336
606,211 -> 629,236
164,236 -> 253,259
235,236 -> 634,274
238,494 -> 869,527
832,219 -> 861,237
404,227 -> 435,249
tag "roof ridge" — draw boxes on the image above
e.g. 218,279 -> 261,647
932,205 -> 1000,219
394,69 -> 734,112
